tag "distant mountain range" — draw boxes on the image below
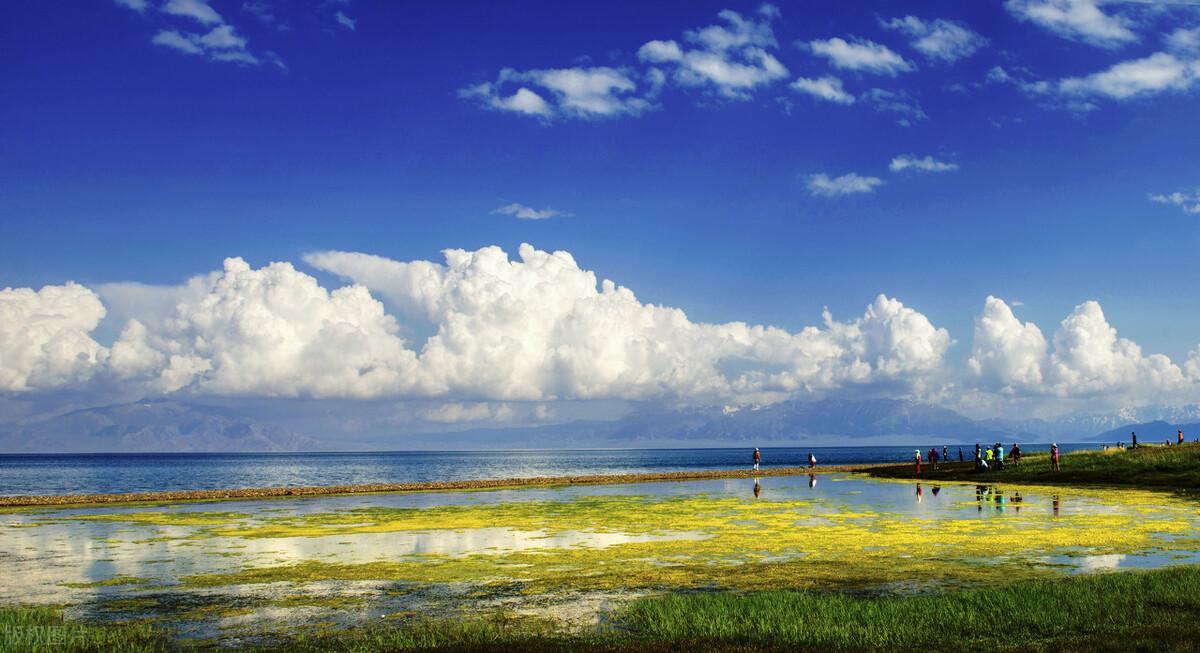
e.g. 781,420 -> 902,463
1092,420 -> 1200,445
3,398 -> 1198,453
0,401 -> 320,453
410,398 -> 1038,449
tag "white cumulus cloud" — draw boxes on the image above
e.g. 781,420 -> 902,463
967,297 -> 1190,403
637,6 -> 789,100
0,283 -> 108,392
460,67 -> 652,120
108,257 -> 420,398
1058,52 -> 1200,100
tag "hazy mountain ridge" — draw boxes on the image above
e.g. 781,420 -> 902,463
0,401 -> 320,453
4,398 -> 1198,452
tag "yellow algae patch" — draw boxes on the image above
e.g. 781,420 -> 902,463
176,485 -> 1200,595
39,510 -> 251,527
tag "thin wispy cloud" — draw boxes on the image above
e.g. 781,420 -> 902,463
861,88 -> 927,126
335,11 -> 356,31
806,172 -> 884,197
790,75 -> 855,104
114,0 -> 149,12
880,15 -> 988,63
1004,0 -> 1137,48
806,37 -> 915,76
1150,190 -> 1200,214
890,154 -> 959,172
162,0 -> 224,25
492,203 -> 572,220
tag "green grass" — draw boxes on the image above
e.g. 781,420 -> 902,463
869,442 -> 1200,490
0,605 -> 166,653
622,566 -> 1200,652
10,567 -> 1200,651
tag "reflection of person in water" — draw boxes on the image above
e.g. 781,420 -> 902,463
1013,491 -> 1023,514
1052,494 -> 1061,516
808,474 -> 817,489
976,485 -> 987,512
916,483 -> 923,502
994,489 -> 1004,512
931,485 -> 941,497
753,479 -> 761,498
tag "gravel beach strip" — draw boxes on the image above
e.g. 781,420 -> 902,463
0,463 -> 886,507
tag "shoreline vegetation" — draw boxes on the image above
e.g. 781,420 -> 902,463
4,567 -> 1199,652
0,464 -> 876,508
868,441 -> 1200,491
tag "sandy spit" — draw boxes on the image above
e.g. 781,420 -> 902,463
0,463 -> 890,507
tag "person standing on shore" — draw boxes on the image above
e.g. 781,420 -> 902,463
915,449 -> 922,473
1179,430 -> 1185,445
930,447 -> 940,470
808,452 -> 817,468
752,448 -> 761,471
1051,443 -> 1060,471
1010,443 -> 1021,466
943,446 -> 949,465
1132,432 -> 1138,448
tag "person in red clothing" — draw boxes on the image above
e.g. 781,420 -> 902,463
1050,443 -> 1060,472
914,449 -> 922,473
1179,430 -> 1185,445
752,448 -> 761,471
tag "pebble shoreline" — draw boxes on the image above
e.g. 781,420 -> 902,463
0,463 -> 888,507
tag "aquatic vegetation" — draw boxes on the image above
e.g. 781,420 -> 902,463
37,510 -> 252,528
171,483 -> 1200,595
62,576 -> 154,589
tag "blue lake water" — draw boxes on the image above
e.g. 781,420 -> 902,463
0,444 -> 1099,496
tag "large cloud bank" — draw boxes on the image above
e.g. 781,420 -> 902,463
3,244 -> 949,404
4,245 -> 1198,417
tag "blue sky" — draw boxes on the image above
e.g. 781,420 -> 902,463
2,0 -> 1200,433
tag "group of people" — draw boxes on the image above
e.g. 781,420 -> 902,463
914,441 -> 1064,473
1106,429 -> 1192,451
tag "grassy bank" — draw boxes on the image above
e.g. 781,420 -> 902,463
0,605 -> 166,653
869,442 -> 1200,490
13,566 -> 1200,651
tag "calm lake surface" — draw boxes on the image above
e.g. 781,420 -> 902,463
2,473 -> 1196,643
0,444 -> 1099,495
